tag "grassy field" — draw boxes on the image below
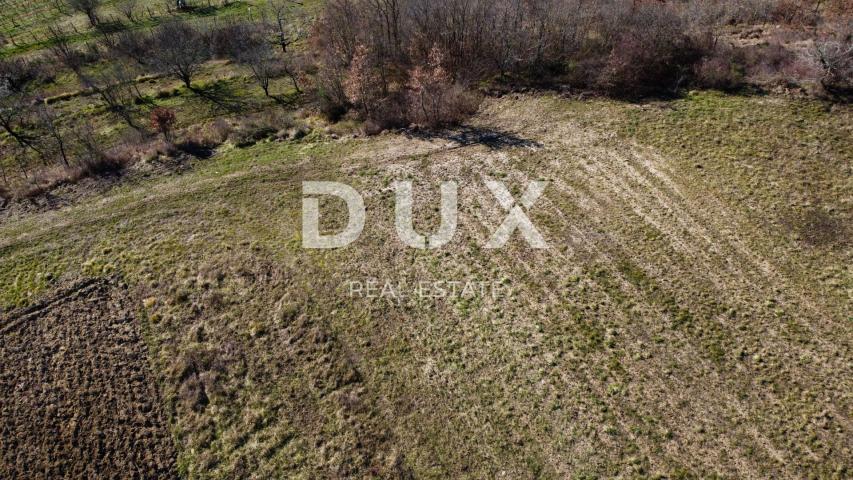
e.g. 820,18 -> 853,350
1,90 -> 850,478
0,1 -> 264,57
0,0 -> 313,185
0,0 -> 328,57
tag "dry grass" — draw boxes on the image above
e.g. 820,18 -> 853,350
6,136 -> 178,200
0,91 -> 849,478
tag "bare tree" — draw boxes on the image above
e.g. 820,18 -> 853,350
109,28 -> 154,66
247,40 -> 283,96
150,19 -> 210,89
117,0 -> 139,23
367,0 -> 401,58
265,0 -> 305,54
813,33 -> 853,93
47,25 -> 84,74
66,0 -> 101,27
35,104 -> 71,167
79,62 -> 144,130
0,80 -> 49,165
225,22 -> 300,96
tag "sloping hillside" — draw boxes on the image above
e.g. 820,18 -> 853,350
1,91 -> 850,478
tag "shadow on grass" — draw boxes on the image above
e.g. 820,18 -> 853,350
176,141 -> 215,159
269,90 -> 302,107
95,20 -> 126,35
190,81 -> 247,113
405,126 -> 542,150
181,1 -> 247,17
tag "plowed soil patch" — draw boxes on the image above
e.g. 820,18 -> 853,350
0,279 -> 176,479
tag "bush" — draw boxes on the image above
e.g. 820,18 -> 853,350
318,89 -> 348,122
0,57 -> 51,92
813,24 -> 853,95
12,151 -> 127,199
406,47 -> 480,128
176,119 -> 232,157
228,111 -> 295,147
79,152 -> 126,176
367,92 -> 407,132
597,5 -> 705,96
151,107 -> 177,142
770,0 -> 819,27
718,0 -> 776,25
695,47 -> 747,91
108,135 -> 178,164
741,42 -> 799,85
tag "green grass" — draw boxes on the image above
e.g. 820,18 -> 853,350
0,0 -> 327,58
0,1 -> 255,58
1,91 -> 850,478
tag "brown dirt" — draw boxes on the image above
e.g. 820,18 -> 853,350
0,278 -> 177,479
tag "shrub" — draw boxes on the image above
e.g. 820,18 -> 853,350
600,3 -> 713,96
813,25 -> 853,95
107,135 -> 178,165
176,120 -> 232,158
368,91 -> 407,132
741,42 -> 799,85
79,152 -> 126,176
406,46 -> 480,128
722,0 -> 776,25
770,0 -> 819,27
151,107 -> 177,142
597,13 -> 703,97
228,111 -> 294,147
695,47 -> 747,91
318,89 -> 348,122
12,150 -> 128,199
0,57 -> 50,92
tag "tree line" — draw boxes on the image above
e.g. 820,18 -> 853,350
0,0 -> 850,200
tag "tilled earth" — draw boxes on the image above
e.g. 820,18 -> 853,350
0,278 -> 177,479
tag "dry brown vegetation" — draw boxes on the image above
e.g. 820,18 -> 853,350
0,0 -> 850,201
312,0 -> 852,126
0,1 -> 851,479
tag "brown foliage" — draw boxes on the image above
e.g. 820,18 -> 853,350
406,46 -> 480,128
151,107 -> 177,142
343,44 -> 384,117
694,44 -> 747,91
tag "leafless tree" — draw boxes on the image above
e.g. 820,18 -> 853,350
265,0 -> 306,54
109,28 -> 154,66
79,62 -> 144,130
117,0 -> 139,23
150,19 -> 210,89
35,104 -> 71,167
47,25 -> 84,74
0,80 -> 49,165
66,0 -> 101,27
239,27 -> 290,97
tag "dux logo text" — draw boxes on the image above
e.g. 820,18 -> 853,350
301,181 -> 549,249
